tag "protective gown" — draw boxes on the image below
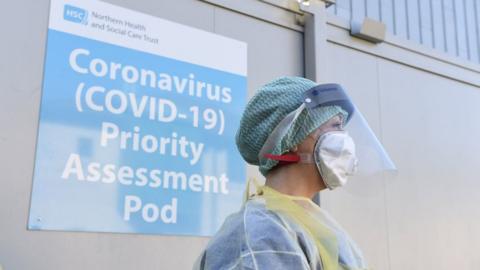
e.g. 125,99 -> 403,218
194,184 -> 368,270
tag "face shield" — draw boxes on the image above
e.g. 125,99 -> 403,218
303,83 -> 396,176
258,83 -> 396,190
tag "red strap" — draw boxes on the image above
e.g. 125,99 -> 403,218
263,153 -> 300,165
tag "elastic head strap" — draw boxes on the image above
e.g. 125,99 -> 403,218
263,153 -> 300,164
258,103 -> 305,163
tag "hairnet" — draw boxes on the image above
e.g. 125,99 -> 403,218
235,76 -> 347,175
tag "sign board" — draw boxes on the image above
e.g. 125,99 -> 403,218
28,0 -> 247,236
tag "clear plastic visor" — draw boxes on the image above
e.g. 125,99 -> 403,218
303,90 -> 396,178
257,84 -> 396,180
311,104 -> 396,176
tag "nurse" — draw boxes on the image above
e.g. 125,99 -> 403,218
194,76 -> 395,270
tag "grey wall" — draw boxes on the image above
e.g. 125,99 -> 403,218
321,40 -> 480,270
329,0 -> 480,64
1,0 -> 480,270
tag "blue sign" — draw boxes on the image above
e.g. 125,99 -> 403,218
29,0 -> 247,236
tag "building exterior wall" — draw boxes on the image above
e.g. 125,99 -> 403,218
329,0 -> 480,64
322,38 -> 480,270
1,0 -> 479,270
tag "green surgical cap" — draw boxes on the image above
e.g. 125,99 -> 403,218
235,76 -> 347,176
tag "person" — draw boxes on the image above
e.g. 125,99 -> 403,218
194,76 -> 370,270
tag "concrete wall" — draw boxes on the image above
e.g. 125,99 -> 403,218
1,0 -> 480,269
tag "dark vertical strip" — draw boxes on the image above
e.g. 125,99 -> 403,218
365,0 -> 369,17
350,0 -> 353,21
452,0 -> 460,56
462,0 -> 471,59
405,0 -> 411,39
417,0 -> 423,44
474,0 -> 480,63
334,0 -> 338,15
379,0 -> 383,22
441,0 -> 448,52
392,0 -> 397,34
429,0 -> 436,48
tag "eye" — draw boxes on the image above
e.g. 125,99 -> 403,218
333,122 -> 343,129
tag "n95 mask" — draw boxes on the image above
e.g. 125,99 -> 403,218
314,131 -> 358,190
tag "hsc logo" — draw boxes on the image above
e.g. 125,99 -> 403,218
63,5 -> 88,25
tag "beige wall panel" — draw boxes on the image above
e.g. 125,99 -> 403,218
213,7 -> 305,184
378,58 -> 480,270
214,7 -> 305,99
321,42 -> 390,270
104,0 -> 215,32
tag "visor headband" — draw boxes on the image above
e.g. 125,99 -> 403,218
303,83 -> 354,123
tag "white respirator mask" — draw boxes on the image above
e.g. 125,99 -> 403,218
313,131 -> 358,190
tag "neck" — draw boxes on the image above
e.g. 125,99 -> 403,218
265,163 -> 326,199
